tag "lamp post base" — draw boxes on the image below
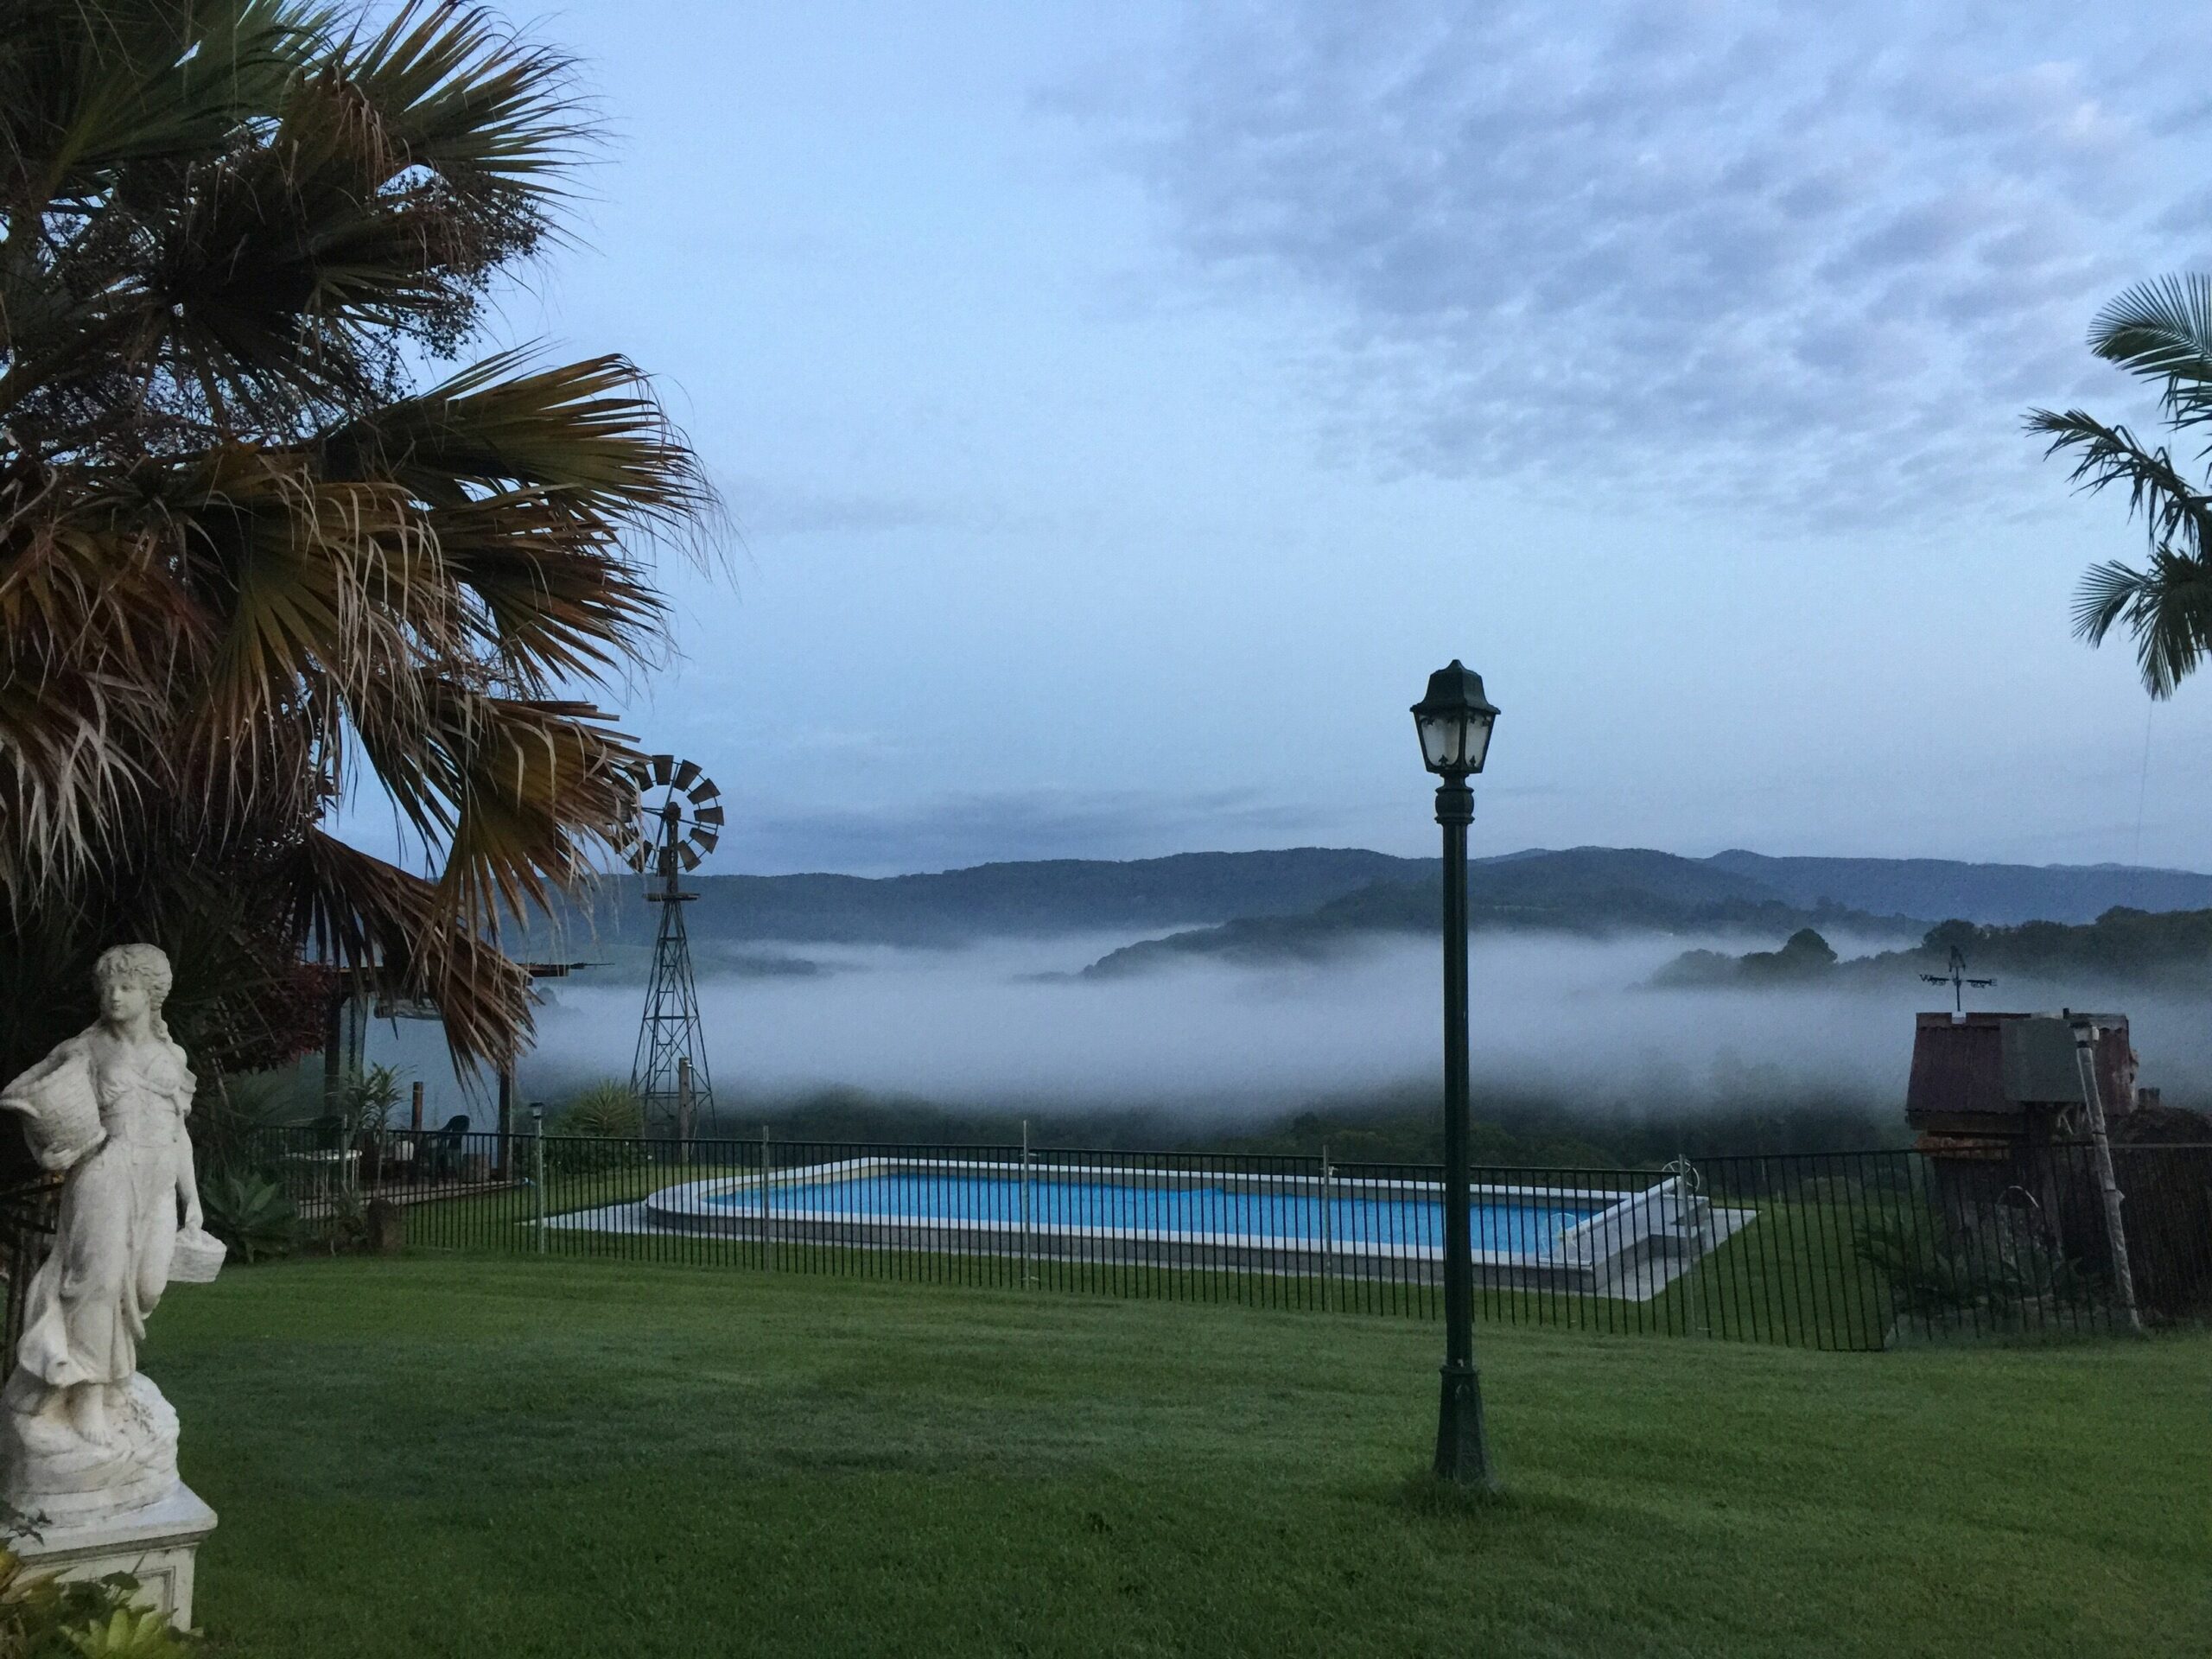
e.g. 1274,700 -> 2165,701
1432,1362 -> 1494,1488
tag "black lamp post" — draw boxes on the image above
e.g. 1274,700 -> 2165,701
1411,659 -> 1499,1487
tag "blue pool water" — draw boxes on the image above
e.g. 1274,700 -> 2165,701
709,1172 -> 1603,1256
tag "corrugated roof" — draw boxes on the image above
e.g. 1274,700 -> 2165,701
1906,1012 -> 2099,1120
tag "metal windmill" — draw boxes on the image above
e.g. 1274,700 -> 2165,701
1919,944 -> 1995,1015
614,755 -> 724,1138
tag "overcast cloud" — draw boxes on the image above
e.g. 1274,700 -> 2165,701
1109,2 -> 2211,518
327,3 -> 2212,880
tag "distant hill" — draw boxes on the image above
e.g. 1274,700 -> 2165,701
1653,909 -> 2212,995
520,844 -> 2212,976
1707,851 -> 2212,925
1082,852 -> 1916,978
523,848 -> 1425,963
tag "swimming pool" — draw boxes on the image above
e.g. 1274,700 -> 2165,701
708,1169 -> 1598,1256
635,1155 -> 1729,1296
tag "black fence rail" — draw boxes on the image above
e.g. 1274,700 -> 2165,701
0,1177 -> 58,1363
207,1127 -> 2212,1353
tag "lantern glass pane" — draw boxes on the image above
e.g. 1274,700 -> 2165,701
1418,714 -> 1463,772
1463,713 -> 1496,773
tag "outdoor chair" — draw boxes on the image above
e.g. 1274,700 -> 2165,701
422,1115 -> 470,1182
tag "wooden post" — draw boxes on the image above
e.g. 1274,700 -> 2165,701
677,1056 -> 695,1162
322,986 -> 346,1112
2072,1019 -> 2143,1333
410,1081 -> 424,1133
496,1065 -> 514,1179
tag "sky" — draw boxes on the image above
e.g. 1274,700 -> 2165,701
353,0 -> 2212,878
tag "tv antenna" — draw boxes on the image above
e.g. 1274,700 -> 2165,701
1919,945 -> 1994,1015
613,755 -> 723,1140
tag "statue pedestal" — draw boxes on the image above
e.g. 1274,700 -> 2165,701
12,1480 -> 216,1629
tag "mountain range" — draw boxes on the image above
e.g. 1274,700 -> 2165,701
523,846 -> 2212,976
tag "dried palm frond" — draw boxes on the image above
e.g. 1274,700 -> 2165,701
0,1 -> 716,1076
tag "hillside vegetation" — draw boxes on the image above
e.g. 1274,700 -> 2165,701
1083,850 -> 1914,976
521,846 -> 2212,975
1657,909 -> 2212,995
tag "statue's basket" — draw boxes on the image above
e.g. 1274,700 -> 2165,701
169,1229 -> 227,1285
0,1055 -> 104,1173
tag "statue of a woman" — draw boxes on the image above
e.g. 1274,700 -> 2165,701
0,944 -> 219,1518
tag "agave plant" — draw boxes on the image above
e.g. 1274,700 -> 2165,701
0,1 -> 710,1077
553,1079 -> 645,1140
197,1167 -> 298,1264
2029,274 -> 2212,699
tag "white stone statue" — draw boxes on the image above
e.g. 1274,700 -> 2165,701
0,944 -> 220,1617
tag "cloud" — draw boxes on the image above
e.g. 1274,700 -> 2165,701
712,786 -> 1335,874
1096,0 -> 2211,521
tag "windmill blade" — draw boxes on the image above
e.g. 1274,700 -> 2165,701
691,827 -> 721,855
673,759 -> 701,791
695,803 -> 726,826
649,753 -> 675,785
677,842 -> 703,870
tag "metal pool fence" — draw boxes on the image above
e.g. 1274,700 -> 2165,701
220,1126 -> 2211,1352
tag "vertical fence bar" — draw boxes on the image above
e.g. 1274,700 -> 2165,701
1319,1144 -> 1333,1313
530,1105 -> 545,1254
1020,1119 -> 1033,1288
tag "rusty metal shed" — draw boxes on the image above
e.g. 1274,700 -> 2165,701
1905,1011 -> 2133,1145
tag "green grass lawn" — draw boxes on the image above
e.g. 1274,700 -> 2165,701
149,1256 -> 2207,1658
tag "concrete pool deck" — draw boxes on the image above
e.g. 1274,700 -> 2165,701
537,1157 -> 1757,1303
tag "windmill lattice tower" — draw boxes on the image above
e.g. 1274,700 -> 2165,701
620,755 -> 723,1139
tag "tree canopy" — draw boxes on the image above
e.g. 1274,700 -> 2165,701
0,1 -> 711,1077
2029,274 -> 2212,699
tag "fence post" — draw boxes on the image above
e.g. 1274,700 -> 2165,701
531,1103 -> 545,1255
1020,1118 -> 1033,1288
760,1122 -> 771,1266
1319,1141 -> 1333,1313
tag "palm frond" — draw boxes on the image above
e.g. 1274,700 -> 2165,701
336,1 -> 589,191
2088,273 -> 2212,425
286,825 -> 531,1066
2024,408 -> 2212,561
0,1 -> 718,1079
2071,552 -> 2212,699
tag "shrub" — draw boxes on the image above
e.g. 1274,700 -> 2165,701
1853,1206 -> 2095,1331
540,1082 -> 650,1175
554,1082 -> 646,1140
335,1065 -> 405,1147
198,1169 -> 297,1264
0,1545 -> 195,1655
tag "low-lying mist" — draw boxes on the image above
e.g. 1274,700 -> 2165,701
449,928 -> 2212,1141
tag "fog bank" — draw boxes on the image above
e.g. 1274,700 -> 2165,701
436,929 -> 2212,1127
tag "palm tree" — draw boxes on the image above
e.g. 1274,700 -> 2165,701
2029,274 -> 2212,699
0,1 -> 711,1078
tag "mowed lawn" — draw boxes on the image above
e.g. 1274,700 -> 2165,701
149,1258 -> 2206,1658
